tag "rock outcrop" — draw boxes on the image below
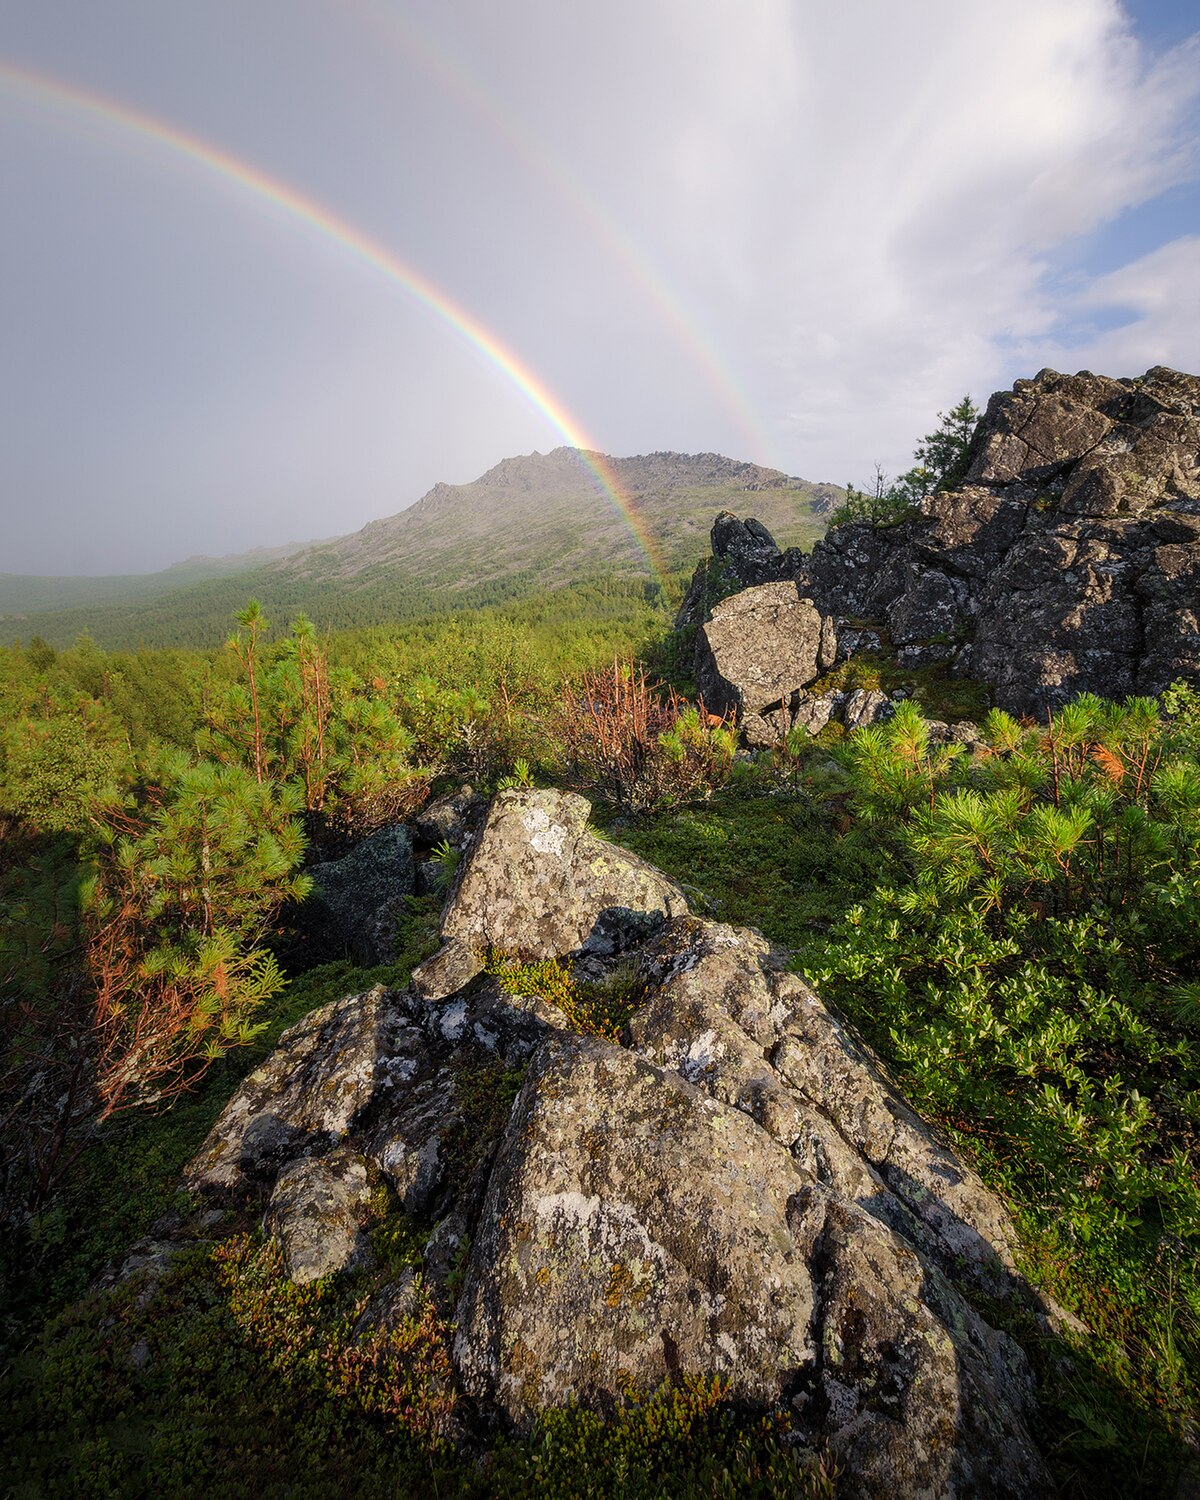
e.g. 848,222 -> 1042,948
681,366 -> 1200,722
306,823 -> 415,965
176,788 -> 1055,1497
413,787 -> 688,999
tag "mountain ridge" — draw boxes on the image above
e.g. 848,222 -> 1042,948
4,447 -> 839,649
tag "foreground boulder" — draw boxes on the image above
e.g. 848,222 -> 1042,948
455,1035 -> 817,1414
681,365 -> 1200,717
175,790 -> 1053,1496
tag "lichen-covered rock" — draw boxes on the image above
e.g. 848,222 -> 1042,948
841,688 -> 895,731
694,581 -> 838,744
628,917 -> 1021,1296
708,511 -> 787,585
697,366 -> 1200,717
788,1189 -> 1047,1498
266,1146 -> 372,1283
186,985 -> 413,1193
411,937 -> 484,1003
453,1034 -> 817,1420
414,784 -> 484,850
307,823 -> 415,964
455,1016 -> 1049,1495
436,788 -> 687,963
186,975 -> 557,1218
168,792 -> 1059,1489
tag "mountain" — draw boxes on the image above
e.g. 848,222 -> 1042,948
3,449 -> 840,650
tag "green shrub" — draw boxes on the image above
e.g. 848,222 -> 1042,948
799,690 -> 1200,1489
487,954 -> 645,1043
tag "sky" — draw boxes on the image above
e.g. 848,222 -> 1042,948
1,1 -> 1198,576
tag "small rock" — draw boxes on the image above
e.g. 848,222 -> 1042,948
414,785 -> 483,849
266,1146 -> 373,1284
842,688 -> 894,730
412,938 -> 484,1003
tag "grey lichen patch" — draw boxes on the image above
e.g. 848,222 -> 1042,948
455,1033 -> 817,1423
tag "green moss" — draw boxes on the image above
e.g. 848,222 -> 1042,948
604,792 -> 887,946
367,1181 -> 431,1278
392,891 -> 445,977
487,954 -> 646,1043
442,1060 -> 527,1189
486,1377 -> 838,1498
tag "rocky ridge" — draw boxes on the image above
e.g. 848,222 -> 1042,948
161,788 -> 1058,1497
682,365 -> 1200,733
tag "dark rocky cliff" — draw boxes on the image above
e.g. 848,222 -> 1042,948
683,365 -> 1200,728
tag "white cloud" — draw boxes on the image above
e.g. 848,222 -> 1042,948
557,0 -> 1200,479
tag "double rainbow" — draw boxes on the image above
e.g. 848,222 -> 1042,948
0,58 -> 670,589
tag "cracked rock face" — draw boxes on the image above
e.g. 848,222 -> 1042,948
175,789 -> 1053,1497
694,581 -> 839,743
679,365 -> 1200,717
454,1035 -> 818,1418
430,787 -> 688,974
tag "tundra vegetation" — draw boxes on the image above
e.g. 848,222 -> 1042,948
1,571 -> 1198,1495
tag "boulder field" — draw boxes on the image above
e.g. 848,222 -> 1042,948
165,788 -> 1063,1497
683,365 -> 1200,740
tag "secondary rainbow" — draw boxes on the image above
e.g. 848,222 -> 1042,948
343,0 -> 778,467
0,58 -> 669,588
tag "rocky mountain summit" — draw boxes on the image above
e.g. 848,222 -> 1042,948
151,788 -> 1062,1497
683,366 -> 1200,735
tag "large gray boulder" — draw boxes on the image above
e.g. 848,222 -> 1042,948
413,789 -> 688,999
454,1034 -> 817,1416
695,580 -> 838,744
453,937 -> 1049,1495
628,917 -> 1023,1296
170,792 -> 1058,1494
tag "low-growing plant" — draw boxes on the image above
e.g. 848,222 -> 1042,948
798,689 -> 1200,1489
557,659 -> 736,813
487,953 -> 645,1043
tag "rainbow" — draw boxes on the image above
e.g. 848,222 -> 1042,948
343,0 -> 777,467
0,57 -> 671,589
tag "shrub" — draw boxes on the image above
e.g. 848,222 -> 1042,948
556,660 -> 736,813
800,692 -> 1200,1449
487,953 -> 644,1043
82,758 -> 312,1121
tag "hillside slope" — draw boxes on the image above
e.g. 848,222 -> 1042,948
5,449 -> 838,650
0,542 -> 315,620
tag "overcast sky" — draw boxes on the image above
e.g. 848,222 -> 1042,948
2,1 -> 1198,575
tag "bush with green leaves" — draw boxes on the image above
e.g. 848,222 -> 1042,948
201,606 -> 430,842
557,660 -> 737,813
799,694 -> 1200,1472
806,695 -> 1200,1225
82,757 -> 312,1121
